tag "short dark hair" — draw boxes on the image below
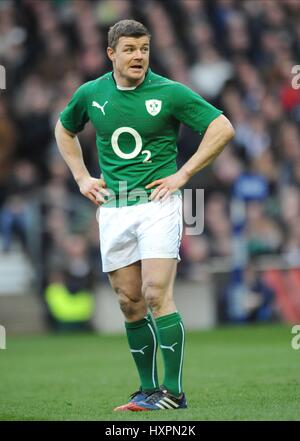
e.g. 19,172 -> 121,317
108,19 -> 151,49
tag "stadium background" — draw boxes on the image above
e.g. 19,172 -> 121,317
0,0 -> 300,422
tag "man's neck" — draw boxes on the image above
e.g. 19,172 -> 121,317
113,72 -> 146,89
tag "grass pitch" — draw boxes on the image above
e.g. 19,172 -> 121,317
0,324 -> 299,421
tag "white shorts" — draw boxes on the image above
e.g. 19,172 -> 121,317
98,194 -> 183,272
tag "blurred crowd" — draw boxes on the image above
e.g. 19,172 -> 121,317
0,0 -> 300,306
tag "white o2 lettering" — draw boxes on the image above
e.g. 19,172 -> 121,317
111,127 -> 151,162
141,150 -> 152,163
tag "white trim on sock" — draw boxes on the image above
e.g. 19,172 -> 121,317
147,323 -> 158,389
178,322 -> 185,394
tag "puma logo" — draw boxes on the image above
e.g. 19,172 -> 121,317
92,100 -> 108,115
130,345 -> 149,355
160,342 -> 178,352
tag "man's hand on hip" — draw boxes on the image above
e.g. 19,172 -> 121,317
77,175 -> 109,206
145,170 -> 189,202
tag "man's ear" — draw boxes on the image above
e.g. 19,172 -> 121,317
107,47 -> 115,62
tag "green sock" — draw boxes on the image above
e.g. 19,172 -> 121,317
125,313 -> 159,392
156,312 -> 185,397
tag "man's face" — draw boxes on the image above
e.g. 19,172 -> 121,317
107,36 -> 150,86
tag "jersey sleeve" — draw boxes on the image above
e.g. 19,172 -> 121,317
171,83 -> 222,134
60,84 -> 89,133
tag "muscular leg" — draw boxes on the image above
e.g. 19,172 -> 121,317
108,261 -> 159,392
141,258 -> 177,318
108,261 -> 146,322
142,258 -> 185,397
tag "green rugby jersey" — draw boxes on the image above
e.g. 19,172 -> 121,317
60,69 -> 222,206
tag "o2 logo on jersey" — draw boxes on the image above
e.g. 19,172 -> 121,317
145,99 -> 162,116
111,127 -> 151,163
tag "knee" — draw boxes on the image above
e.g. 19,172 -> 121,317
142,280 -> 164,311
114,287 -> 145,320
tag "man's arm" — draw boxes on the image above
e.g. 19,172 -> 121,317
146,114 -> 235,201
55,120 -> 108,205
179,114 -> 235,177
